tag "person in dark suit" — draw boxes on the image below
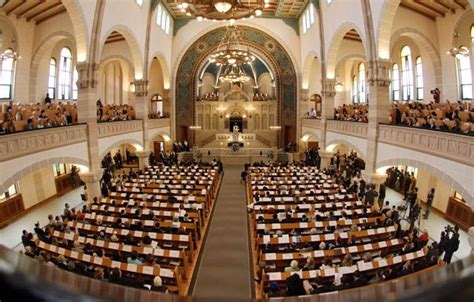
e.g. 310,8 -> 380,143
286,273 -> 306,296
378,183 -> 386,209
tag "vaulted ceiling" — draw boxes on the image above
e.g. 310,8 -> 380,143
0,0 -> 67,25
399,0 -> 470,21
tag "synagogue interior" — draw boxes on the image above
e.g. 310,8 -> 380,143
0,0 -> 473,301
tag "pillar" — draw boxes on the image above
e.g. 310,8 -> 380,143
136,150 -> 149,170
133,79 -> 149,152
320,79 -> 336,149
468,227 -> 474,254
365,59 -> 391,175
76,62 -> 101,173
79,170 -> 102,201
319,150 -> 334,170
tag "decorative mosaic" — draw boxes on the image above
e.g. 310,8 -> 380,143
175,25 -> 297,142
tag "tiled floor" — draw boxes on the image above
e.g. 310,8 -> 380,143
384,188 -> 471,261
0,188 -> 83,250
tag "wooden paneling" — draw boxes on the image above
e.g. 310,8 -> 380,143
0,0 -> 66,24
400,0 -> 469,20
446,197 -> 474,230
0,194 -> 24,228
54,173 -> 74,196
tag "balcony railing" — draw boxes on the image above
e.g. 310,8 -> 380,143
326,120 -> 368,138
0,124 -> 87,162
97,120 -> 143,138
301,118 -> 322,129
378,124 -> 474,166
148,117 -> 170,129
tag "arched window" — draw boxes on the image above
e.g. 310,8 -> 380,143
351,75 -> 357,103
357,63 -> 366,103
400,46 -> 413,101
151,94 -> 163,117
415,57 -> 424,100
59,48 -> 72,100
458,47 -> 472,100
48,58 -> 57,99
391,64 -> 400,101
0,49 -> 15,99
72,66 -> 78,100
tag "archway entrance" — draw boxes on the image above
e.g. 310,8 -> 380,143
229,115 -> 243,132
175,25 -> 297,149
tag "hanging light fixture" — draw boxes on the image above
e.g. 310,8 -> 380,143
447,46 -> 470,59
214,0 -> 233,13
219,64 -> 251,83
208,24 -> 255,67
176,0 -> 264,21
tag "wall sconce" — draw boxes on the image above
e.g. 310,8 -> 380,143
225,113 -> 230,119
129,82 -> 135,93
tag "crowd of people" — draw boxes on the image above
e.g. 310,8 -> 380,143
0,100 -> 77,134
389,100 -> 473,135
148,111 -> 170,119
253,92 -> 274,102
197,92 -> 219,102
172,141 -> 190,153
96,100 -> 136,122
334,104 -> 368,122
245,153 -> 460,298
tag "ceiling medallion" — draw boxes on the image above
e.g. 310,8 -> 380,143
177,0 -> 264,21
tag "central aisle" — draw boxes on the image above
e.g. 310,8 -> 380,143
192,165 -> 252,299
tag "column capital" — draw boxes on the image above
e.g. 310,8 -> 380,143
79,169 -> 103,183
321,79 -> 337,98
136,150 -> 150,158
318,150 -> 334,159
133,79 -> 149,97
76,62 -> 99,89
361,171 -> 387,184
367,59 -> 391,87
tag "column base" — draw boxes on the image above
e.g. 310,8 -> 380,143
136,151 -> 150,170
79,170 -> 103,202
318,150 -> 334,170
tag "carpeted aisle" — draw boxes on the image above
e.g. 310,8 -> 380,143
192,165 -> 251,299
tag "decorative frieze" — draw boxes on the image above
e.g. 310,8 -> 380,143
378,125 -> 474,166
97,120 -> 144,138
326,121 -> 368,138
0,125 -> 87,162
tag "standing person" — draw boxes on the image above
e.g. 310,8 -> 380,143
443,228 -> 460,264
378,183 -> 386,210
44,93 -> 52,104
424,188 -> 435,219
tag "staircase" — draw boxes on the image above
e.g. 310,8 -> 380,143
178,151 -> 194,162
276,151 -> 293,163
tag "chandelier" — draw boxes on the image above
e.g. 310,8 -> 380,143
219,64 -> 251,83
447,46 -> 470,59
209,25 -> 255,66
177,0 -> 264,21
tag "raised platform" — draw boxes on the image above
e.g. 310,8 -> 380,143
194,147 -> 277,165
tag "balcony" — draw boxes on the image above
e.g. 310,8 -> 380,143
301,118 -> 321,129
97,120 -> 144,138
326,120 -> 368,138
148,117 -> 171,129
378,124 -> 474,166
0,124 -> 87,162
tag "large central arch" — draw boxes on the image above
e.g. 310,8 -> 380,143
175,25 -> 297,146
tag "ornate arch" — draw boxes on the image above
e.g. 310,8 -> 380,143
99,26 -> 144,79
390,27 -> 443,90
326,139 -> 367,161
0,156 -> 89,193
99,139 -> 143,160
175,25 -> 297,146
326,23 -> 368,79
376,158 -> 473,207
376,0 -> 401,59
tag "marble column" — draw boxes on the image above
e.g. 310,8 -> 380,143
136,150 -> 149,171
79,170 -> 102,201
319,150 -> 334,170
133,79 -> 149,152
320,79 -> 336,150
365,59 -> 391,175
